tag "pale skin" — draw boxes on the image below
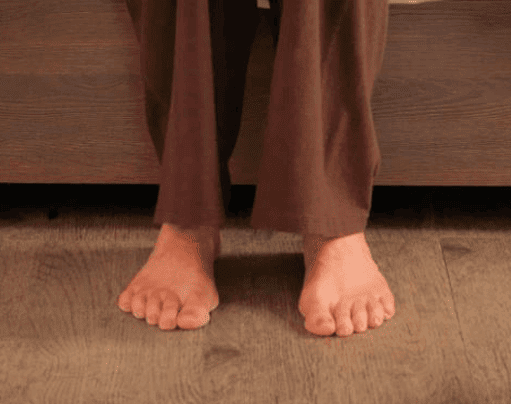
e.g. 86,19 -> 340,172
117,223 -> 395,336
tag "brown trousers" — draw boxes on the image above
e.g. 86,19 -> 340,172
128,0 -> 389,238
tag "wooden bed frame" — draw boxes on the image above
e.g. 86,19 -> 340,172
1,0 -> 509,187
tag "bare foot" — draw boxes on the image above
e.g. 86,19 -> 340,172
299,232 -> 395,337
117,223 -> 220,330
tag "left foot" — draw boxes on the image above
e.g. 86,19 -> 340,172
299,232 -> 395,337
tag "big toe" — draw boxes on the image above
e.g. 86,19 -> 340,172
177,307 -> 211,330
302,303 -> 336,336
176,293 -> 216,330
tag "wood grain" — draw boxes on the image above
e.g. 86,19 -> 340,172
1,201 -> 509,403
0,0 -> 510,186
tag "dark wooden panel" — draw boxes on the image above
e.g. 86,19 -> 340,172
0,0 -> 510,186
373,0 -> 511,186
0,0 -> 160,184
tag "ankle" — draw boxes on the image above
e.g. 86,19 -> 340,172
157,224 -> 219,262
161,223 -> 215,241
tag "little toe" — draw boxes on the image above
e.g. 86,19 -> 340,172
351,300 -> 368,333
381,293 -> 396,320
367,298 -> 385,328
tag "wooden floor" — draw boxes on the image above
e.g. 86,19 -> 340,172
0,184 -> 510,403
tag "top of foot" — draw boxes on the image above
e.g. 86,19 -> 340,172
299,232 -> 395,337
117,224 -> 220,330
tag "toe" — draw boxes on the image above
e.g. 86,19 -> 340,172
367,297 -> 385,328
130,291 -> 147,319
177,306 -> 211,330
334,303 -> 354,337
176,292 -> 213,330
336,317 -> 354,337
302,302 -> 336,336
117,289 -> 133,312
158,296 -> 180,330
351,300 -> 368,333
145,289 -> 165,325
381,293 -> 396,320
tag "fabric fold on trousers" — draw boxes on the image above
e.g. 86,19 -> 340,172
129,0 -> 225,230
127,0 -> 389,238
250,0 -> 389,238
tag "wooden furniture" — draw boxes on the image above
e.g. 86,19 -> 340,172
1,0 -> 510,187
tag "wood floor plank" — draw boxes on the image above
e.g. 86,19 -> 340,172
440,236 -> 511,404
1,225 -> 492,403
361,230 -> 475,402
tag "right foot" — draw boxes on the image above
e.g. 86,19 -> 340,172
117,223 -> 220,330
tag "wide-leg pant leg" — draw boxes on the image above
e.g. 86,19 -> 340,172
210,0 -> 261,218
251,0 -> 389,238
130,0 -> 260,230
